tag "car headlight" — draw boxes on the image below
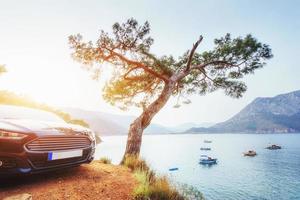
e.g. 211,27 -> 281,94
0,130 -> 27,140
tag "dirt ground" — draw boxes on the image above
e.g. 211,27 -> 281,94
0,161 -> 137,200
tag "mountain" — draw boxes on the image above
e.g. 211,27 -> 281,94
187,90 -> 300,133
62,107 -> 212,135
62,108 -> 125,136
62,107 -> 172,135
168,122 -> 215,132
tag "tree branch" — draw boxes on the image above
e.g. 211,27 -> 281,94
105,48 -> 169,82
191,60 -> 233,70
185,36 -> 203,72
173,60 -> 235,83
199,68 -> 224,87
123,66 -> 141,80
141,51 -> 167,71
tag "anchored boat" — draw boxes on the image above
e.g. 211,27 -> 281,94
243,150 -> 257,157
200,147 -> 211,151
199,155 -> 217,165
266,144 -> 282,150
169,167 -> 179,171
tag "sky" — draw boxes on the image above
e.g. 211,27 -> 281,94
0,0 -> 299,126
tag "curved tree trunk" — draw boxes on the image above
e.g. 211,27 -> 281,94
121,82 -> 175,162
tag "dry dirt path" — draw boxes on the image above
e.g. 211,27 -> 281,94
0,161 -> 136,200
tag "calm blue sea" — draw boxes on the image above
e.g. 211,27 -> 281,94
95,134 -> 300,200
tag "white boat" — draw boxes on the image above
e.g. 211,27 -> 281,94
243,150 -> 257,156
199,155 -> 217,165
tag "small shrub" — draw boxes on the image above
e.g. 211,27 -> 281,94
133,170 -> 185,200
133,170 -> 151,199
148,176 -> 185,200
124,156 -> 199,200
95,134 -> 102,144
178,184 -> 205,200
123,155 -> 150,172
99,157 -> 111,164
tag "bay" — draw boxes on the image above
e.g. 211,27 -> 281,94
95,134 -> 300,200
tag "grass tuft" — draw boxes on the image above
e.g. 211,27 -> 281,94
123,155 -> 204,200
98,157 -> 111,164
123,155 -> 150,172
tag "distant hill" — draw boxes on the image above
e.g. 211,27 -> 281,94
62,107 -> 173,135
169,122 -> 215,132
187,90 -> 300,133
62,107 -> 213,136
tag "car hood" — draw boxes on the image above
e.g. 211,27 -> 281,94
0,119 -> 91,137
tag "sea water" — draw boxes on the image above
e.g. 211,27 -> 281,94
95,134 -> 300,200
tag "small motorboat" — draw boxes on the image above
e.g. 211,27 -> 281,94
199,155 -> 217,165
266,144 -> 282,150
204,140 -> 212,143
200,147 -> 211,151
243,150 -> 257,157
168,167 -> 179,171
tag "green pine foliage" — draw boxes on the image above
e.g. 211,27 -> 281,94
69,18 -> 272,110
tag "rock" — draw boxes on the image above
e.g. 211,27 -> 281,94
3,193 -> 32,200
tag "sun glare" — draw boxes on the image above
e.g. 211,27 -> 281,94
0,51 -> 116,112
1,60 -> 90,106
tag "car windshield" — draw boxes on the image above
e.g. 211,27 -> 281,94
0,105 -> 65,123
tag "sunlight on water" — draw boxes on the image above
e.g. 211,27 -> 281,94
95,134 -> 300,200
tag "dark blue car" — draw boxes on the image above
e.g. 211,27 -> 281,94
0,105 -> 96,176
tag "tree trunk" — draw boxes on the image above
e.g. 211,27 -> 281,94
121,82 -> 175,162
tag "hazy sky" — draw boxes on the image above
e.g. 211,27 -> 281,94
0,0 -> 299,126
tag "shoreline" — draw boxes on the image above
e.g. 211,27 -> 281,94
99,132 -> 300,137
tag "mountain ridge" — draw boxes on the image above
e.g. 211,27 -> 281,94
61,107 -> 213,135
187,90 -> 300,133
